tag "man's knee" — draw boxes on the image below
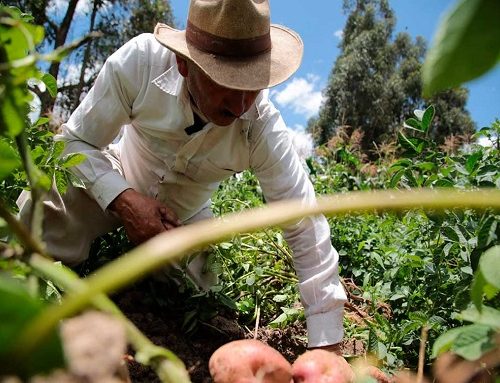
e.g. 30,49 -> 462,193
16,186 -> 120,266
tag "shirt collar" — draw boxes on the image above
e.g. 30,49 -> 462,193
152,66 -> 194,127
151,66 -> 183,97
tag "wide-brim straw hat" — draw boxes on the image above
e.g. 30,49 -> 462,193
154,0 -> 303,91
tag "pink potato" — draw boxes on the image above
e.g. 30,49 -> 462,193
209,339 -> 293,383
292,349 -> 355,383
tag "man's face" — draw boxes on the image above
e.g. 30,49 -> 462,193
176,56 -> 260,126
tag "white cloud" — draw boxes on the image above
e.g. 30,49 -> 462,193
287,125 -> 314,160
271,74 -> 325,119
48,0 -> 94,18
477,135 -> 494,147
59,62 -> 82,85
334,29 -> 344,40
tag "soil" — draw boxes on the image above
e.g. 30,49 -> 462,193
113,279 -> 298,382
112,277 -> 367,383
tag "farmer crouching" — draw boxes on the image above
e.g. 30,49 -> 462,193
18,0 -> 353,380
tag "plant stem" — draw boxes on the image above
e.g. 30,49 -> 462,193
417,325 -> 429,383
15,131 -> 44,242
12,188 -> 500,359
29,254 -> 191,383
0,198 -> 44,255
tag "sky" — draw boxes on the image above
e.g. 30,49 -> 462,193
169,0 -> 500,133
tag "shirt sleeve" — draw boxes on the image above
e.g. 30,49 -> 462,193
249,95 -> 348,348
55,35 -> 148,210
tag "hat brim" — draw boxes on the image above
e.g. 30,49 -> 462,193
154,23 -> 303,91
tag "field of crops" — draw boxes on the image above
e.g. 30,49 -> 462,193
1,2 -> 500,382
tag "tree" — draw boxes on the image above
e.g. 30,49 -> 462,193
310,0 -> 475,158
5,0 -> 175,121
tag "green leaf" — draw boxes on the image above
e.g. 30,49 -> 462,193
409,311 -> 428,325
413,109 -> 425,120
479,245 -> 500,289
32,167 -> 52,191
471,270 -> 486,310
477,216 -> 497,249
398,132 -> 426,155
61,153 -> 86,168
50,141 -> 66,162
66,172 -> 86,189
465,151 -> 483,173
41,73 -> 57,98
459,305 -> 500,329
0,86 -> 28,138
0,276 -> 64,377
269,312 -> 288,326
423,0 -> 500,97
431,326 -> 463,358
389,168 -> 405,188
34,117 -> 50,127
434,178 -> 454,187
0,139 -> 21,181
273,294 -> 288,302
451,324 -> 495,361
54,170 -> 68,195
403,118 -> 424,132
416,162 -> 436,172
421,105 -> 435,133
216,293 -> 237,310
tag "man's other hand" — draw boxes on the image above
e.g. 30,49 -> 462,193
109,189 -> 182,244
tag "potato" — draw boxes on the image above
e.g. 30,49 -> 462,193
209,339 -> 293,383
292,349 -> 355,383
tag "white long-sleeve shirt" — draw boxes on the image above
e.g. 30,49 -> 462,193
58,33 -> 347,347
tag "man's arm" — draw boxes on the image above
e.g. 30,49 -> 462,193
58,35 -> 180,242
249,93 -> 348,349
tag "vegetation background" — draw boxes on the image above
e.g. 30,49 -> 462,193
0,0 -> 499,382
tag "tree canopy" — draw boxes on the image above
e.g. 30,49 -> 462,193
4,0 -> 175,121
309,0 -> 475,158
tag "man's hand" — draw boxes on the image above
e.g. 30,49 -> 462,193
109,189 -> 182,244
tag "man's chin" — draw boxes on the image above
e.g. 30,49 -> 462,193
211,115 -> 237,127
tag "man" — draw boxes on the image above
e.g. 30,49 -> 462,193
19,0 -> 350,374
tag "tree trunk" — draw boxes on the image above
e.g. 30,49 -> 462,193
71,0 -> 100,113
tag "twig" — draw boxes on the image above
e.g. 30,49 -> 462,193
29,254 -> 191,383
15,131 -> 45,242
254,304 -> 261,339
0,198 -> 45,255
417,325 -> 429,383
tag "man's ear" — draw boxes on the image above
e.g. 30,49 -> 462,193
176,55 -> 188,77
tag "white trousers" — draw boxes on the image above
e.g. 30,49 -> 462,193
17,172 -> 217,291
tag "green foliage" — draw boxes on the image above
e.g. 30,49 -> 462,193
0,276 -> 64,377
311,0 -> 475,156
431,246 -> 500,362
0,5 -> 86,213
0,3 -> 498,379
0,6 -> 91,376
210,172 -> 303,328
423,0 -> 500,97
5,0 -> 176,117
0,6 -> 43,138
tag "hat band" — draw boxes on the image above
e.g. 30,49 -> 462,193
186,21 -> 271,57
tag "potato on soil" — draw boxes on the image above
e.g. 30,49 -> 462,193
292,349 -> 354,383
209,339 -> 293,383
